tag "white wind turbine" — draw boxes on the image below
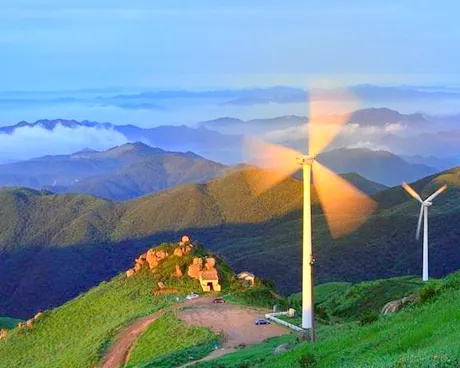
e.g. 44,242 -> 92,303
402,182 -> 447,281
244,88 -> 377,341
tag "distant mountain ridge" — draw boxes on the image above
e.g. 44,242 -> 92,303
201,108 -> 431,135
0,142 -> 227,201
317,148 -> 438,186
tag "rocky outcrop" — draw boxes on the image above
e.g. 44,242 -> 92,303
381,294 -> 419,315
274,343 -> 293,354
187,257 -> 204,280
126,236 -> 194,277
126,236 -> 222,292
16,311 -> 43,331
175,264 -> 183,278
0,329 -> 7,340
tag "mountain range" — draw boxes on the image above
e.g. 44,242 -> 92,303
0,142 -> 226,201
0,142 -> 436,199
0,165 -> 459,318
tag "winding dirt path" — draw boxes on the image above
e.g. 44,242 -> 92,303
98,298 -> 212,368
98,298 -> 289,368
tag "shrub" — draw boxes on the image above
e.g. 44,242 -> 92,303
298,353 -> 317,367
419,284 -> 439,303
359,310 -> 379,325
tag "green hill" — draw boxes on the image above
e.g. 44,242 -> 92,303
0,258 -> 458,368
191,271 -> 460,368
1,166 -> 460,319
0,241 -> 236,368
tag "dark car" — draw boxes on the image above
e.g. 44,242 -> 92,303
212,297 -> 226,304
255,319 -> 271,325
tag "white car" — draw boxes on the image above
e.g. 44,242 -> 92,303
186,293 -> 200,300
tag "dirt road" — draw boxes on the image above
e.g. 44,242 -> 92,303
98,297 -> 289,368
178,303 -> 288,366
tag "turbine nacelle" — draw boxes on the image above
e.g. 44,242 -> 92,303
296,156 -> 315,166
422,201 -> 433,207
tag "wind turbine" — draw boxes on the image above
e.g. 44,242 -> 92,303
244,89 -> 377,341
402,182 -> 447,281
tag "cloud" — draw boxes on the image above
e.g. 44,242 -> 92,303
0,124 -> 127,162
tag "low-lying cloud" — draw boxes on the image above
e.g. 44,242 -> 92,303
0,124 -> 127,162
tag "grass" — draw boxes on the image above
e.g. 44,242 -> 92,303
194,271 -> 460,368
191,334 -> 298,368
223,283 -> 288,310
0,316 -> 22,330
126,312 -> 220,368
0,270 -> 178,368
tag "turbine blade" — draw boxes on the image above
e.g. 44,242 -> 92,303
426,184 -> 448,202
308,88 -> 358,157
416,205 -> 424,240
312,161 -> 377,238
402,182 -> 423,203
243,136 -> 301,194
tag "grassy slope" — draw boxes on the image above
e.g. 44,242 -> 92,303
268,272 -> 460,368
0,241 -> 240,368
193,272 -> 460,368
126,312 -> 220,368
0,270 -> 178,368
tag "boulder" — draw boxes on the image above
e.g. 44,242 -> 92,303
126,269 -> 135,277
34,312 -> 43,320
381,294 -> 419,315
181,235 -> 190,243
25,319 -> 34,328
205,257 -> 216,270
0,329 -> 7,340
156,250 -> 168,260
158,282 -> 166,289
146,250 -> 158,269
134,263 -> 142,272
175,264 -> 183,277
274,343 -> 293,354
174,247 -> 184,257
187,258 -> 203,279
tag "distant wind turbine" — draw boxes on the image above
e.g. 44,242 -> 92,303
402,182 -> 447,281
245,88 -> 377,341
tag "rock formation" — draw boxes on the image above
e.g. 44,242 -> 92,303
175,264 -> 183,277
125,236 -> 194,278
381,294 -> 419,315
0,329 -> 7,340
187,257 -> 204,279
125,236 -> 222,292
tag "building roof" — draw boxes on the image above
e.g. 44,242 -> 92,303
200,270 -> 219,281
237,271 -> 255,279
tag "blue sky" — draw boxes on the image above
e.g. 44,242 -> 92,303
0,0 -> 459,90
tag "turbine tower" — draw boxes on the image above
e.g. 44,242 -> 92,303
245,88 -> 377,341
402,182 -> 447,281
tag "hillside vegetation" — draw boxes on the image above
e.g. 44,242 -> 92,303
2,166 -> 460,318
0,241 -> 235,368
126,312 -> 220,368
193,272 -> 460,368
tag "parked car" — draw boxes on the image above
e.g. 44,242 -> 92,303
212,297 -> 226,304
186,293 -> 200,300
255,319 -> 271,325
